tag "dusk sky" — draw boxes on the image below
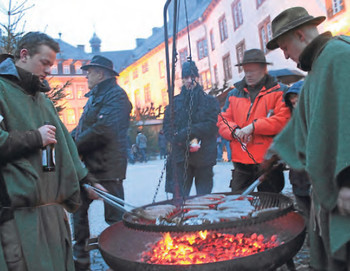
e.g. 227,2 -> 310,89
0,0 -> 167,52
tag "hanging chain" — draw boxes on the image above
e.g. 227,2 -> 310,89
218,112 -> 259,165
152,157 -> 168,204
179,82 -> 195,221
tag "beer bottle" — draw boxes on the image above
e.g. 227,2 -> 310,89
42,121 -> 56,172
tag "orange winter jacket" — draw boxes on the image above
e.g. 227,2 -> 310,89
217,75 -> 291,164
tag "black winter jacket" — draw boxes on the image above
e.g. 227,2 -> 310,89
72,78 -> 132,180
163,84 -> 220,167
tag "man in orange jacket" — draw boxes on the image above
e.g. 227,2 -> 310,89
217,49 -> 290,193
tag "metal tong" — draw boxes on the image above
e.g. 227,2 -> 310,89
83,184 -> 154,220
241,156 -> 283,196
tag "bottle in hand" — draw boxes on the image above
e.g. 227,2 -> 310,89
42,121 -> 56,172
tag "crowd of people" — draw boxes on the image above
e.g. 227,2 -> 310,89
0,5 -> 349,271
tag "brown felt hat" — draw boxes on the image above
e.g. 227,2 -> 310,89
235,49 -> 272,66
267,7 -> 325,50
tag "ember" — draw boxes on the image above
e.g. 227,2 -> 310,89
141,230 -> 280,265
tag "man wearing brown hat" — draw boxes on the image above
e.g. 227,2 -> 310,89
217,49 -> 290,194
71,55 -> 132,270
264,6 -> 350,271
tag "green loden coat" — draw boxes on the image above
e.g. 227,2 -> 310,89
272,33 -> 350,269
0,58 -> 87,271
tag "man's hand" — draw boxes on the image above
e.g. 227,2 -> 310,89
260,147 -> 280,173
38,124 -> 57,147
84,183 -> 108,200
337,187 -> 350,215
235,124 -> 254,143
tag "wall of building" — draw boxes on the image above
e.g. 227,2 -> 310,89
118,0 -> 349,101
56,0 -> 349,130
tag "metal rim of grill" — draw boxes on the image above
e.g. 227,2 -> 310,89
123,192 -> 294,232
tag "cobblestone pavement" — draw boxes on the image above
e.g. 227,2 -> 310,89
69,159 -> 310,271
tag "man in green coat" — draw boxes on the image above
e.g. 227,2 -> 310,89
265,7 -> 350,271
0,32 -> 99,271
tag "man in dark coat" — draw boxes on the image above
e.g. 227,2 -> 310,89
163,61 -> 220,197
71,55 -> 132,270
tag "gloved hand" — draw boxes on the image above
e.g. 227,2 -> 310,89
81,173 -> 108,200
260,146 -> 280,173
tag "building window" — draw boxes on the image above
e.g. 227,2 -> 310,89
144,83 -> 151,103
256,0 -> 266,8
124,74 -> 129,85
65,86 -> 74,99
213,65 -> 219,86
159,60 -> 165,78
232,0 -> 244,30
133,69 -> 138,79
236,40 -> 246,73
63,65 -> 70,74
197,38 -> 208,60
210,29 -> 215,51
222,54 -> 232,81
258,16 -> 272,54
51,65 -> 58,74
75,64 -> 82,74
78,108 -> 84,119
142,62 -> 149,73
326,0 -> 345,18
161,88 -> 168,105
66,109 -> 76,125
134,89 -> 140,107
200,70 -> 212,90
76,84 -> 86,99
179,48 -> 188,67
218,15 -> 228,42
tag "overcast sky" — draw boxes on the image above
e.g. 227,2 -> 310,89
0,0 -> 166,52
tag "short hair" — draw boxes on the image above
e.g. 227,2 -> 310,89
14,32 -> 60,60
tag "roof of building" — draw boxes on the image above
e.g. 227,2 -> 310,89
54,0 -> 212,73
55,39 -> 90,60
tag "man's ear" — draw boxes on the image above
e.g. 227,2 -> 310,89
294,29 -> 306,43
20,49 -> 29,62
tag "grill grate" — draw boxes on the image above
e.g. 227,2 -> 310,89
123,192 -> 294,232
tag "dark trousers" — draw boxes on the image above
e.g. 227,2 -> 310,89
231,162 -> 285,194
173,162 -> 214,197
73,180 -> 124,268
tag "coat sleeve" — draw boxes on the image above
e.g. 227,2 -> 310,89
75,89 -> 131,155
217,95 -> 239,141
253,92 -> 291,136
0,128 -> 42,164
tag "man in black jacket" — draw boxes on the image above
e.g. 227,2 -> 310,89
71,55 -> 132,271
164,61 -> 220,198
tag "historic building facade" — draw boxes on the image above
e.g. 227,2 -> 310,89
51,0 -> 349,130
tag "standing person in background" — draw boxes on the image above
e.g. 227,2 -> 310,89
71,55 -> 132,271
217,49 -> 290,193
263,7 -> 350,270
284,80 -> 311,237
222,138 -> 232,161
136,129 -> 148,162
0,32 -> 100,271
216,134 -> 223,162
158,129 -> 167,159
163,60 -> 220,197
